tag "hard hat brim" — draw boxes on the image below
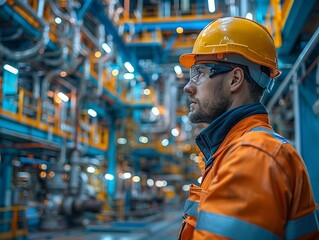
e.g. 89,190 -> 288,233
179,53 -> 196,69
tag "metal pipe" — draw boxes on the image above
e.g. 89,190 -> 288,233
140,73 -> 177,133
70,150 -> 80,195
292,72 -> 301,152
0,28 -> 23,41
97,24 -> 105,96
77,0 -> 94,19
267,26 -> 319,110
240,0 -> 248,17
81,27 -> 101,50
41,70 -> 77,144
0,0 -> 50,60
0,0 -> 6,6
57,138 -> 67,166
49,0 -> 81,71
79,172 -> 88,197
32,72 -> 41,99
36,0 -> 45,18
49,0 -> 73,22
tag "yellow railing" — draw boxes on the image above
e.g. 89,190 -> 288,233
265,0 -> 294,48
121,2 -> 221,22
0,87 -> 109,151
0,206 -> 28,240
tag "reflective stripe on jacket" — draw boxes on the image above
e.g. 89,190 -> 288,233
179,103 -> 319,240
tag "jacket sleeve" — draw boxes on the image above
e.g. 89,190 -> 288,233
193,144 -> 292,240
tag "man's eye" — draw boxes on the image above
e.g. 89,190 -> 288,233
197,67 -> 205,74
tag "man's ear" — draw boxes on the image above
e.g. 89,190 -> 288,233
230,67 -> 245,92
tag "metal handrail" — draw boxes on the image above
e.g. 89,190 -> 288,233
267,26 -> 319,111
0,206 -> 28,239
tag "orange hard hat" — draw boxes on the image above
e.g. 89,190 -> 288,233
180,17 -> 281,79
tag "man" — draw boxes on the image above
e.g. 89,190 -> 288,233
178,17 -> 319,239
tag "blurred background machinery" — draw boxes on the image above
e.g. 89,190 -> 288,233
0,0 -> 318,239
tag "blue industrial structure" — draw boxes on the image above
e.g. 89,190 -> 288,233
0,0 -> 318,239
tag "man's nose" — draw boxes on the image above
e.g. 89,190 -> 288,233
183,80 -> 195,95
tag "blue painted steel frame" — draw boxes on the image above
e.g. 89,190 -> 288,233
279,0 -> 317,55
0,154 -> 13,207
91,0 -> 151,85
2,4 -> 40,37
0,116 -> 63,146
121,19 -> 213,33
0,116 -> 110,157
76,0 -> 94,20
106,119 -> 117,201
1,3 -> 57,50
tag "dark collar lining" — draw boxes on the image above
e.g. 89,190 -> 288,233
195,103 -> 268,168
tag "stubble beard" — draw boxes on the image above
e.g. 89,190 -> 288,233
188,94 -> 230,124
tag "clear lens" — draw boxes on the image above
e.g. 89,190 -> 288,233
190,64 -> 210,83
189,63 -> 234,84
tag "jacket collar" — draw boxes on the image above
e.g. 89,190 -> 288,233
195,102 -> 268,168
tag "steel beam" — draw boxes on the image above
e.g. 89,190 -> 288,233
278,0 -> 317,55
91,0 -> 151,84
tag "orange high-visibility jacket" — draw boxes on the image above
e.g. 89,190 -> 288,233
179,103 -> 319,240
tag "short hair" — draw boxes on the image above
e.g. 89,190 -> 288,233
240,65 -> 271,101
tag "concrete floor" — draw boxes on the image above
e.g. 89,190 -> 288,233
27,210 -> 182,240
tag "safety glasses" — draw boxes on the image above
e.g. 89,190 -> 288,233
189,63 -> 234,84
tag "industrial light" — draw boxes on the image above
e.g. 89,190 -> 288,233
39,172 -> 47,178
171,128 -> 180,137
182,184 -> 190,191
3,64 -> 18,74
174,65 -> 182,75
55,17 -> 62,24
102,43 -> 111,53
155,180 -> 164,187
139,136 -> 148,143
161,139 -> 169,147
208,0 -> 216,13
245,12 -> 253,20
64,164 -> 71,171
124,73 -> 134,79
57,92 -> 69,102
40,164 -> 47,170
143,88 -> 151,95
176,27 -> 184,34
151,107 -> 160,116
112,69 -> 119,76
193,156 -> 199,163
95,51 -> 101,58
87,166 -> 95,173
190,153 -> 197,160
185,124 -> 192,132
120,172 -> 131,179
116,7 -> 124,14
162,180 -> 167,187
151,73 -> 159,81
88,108 -> 97,117
60,71 -> 67,77
147,179 -> 154,187
117,137 -> 127,144
132,176 -> 140,183
48,171 -> 55,178
197,176 -> 202,184
177,73 -> 184,78
183,144 -> 192,151
104,173 -> 114,181
124,62 -> 134,73
181,115 -> 189,122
